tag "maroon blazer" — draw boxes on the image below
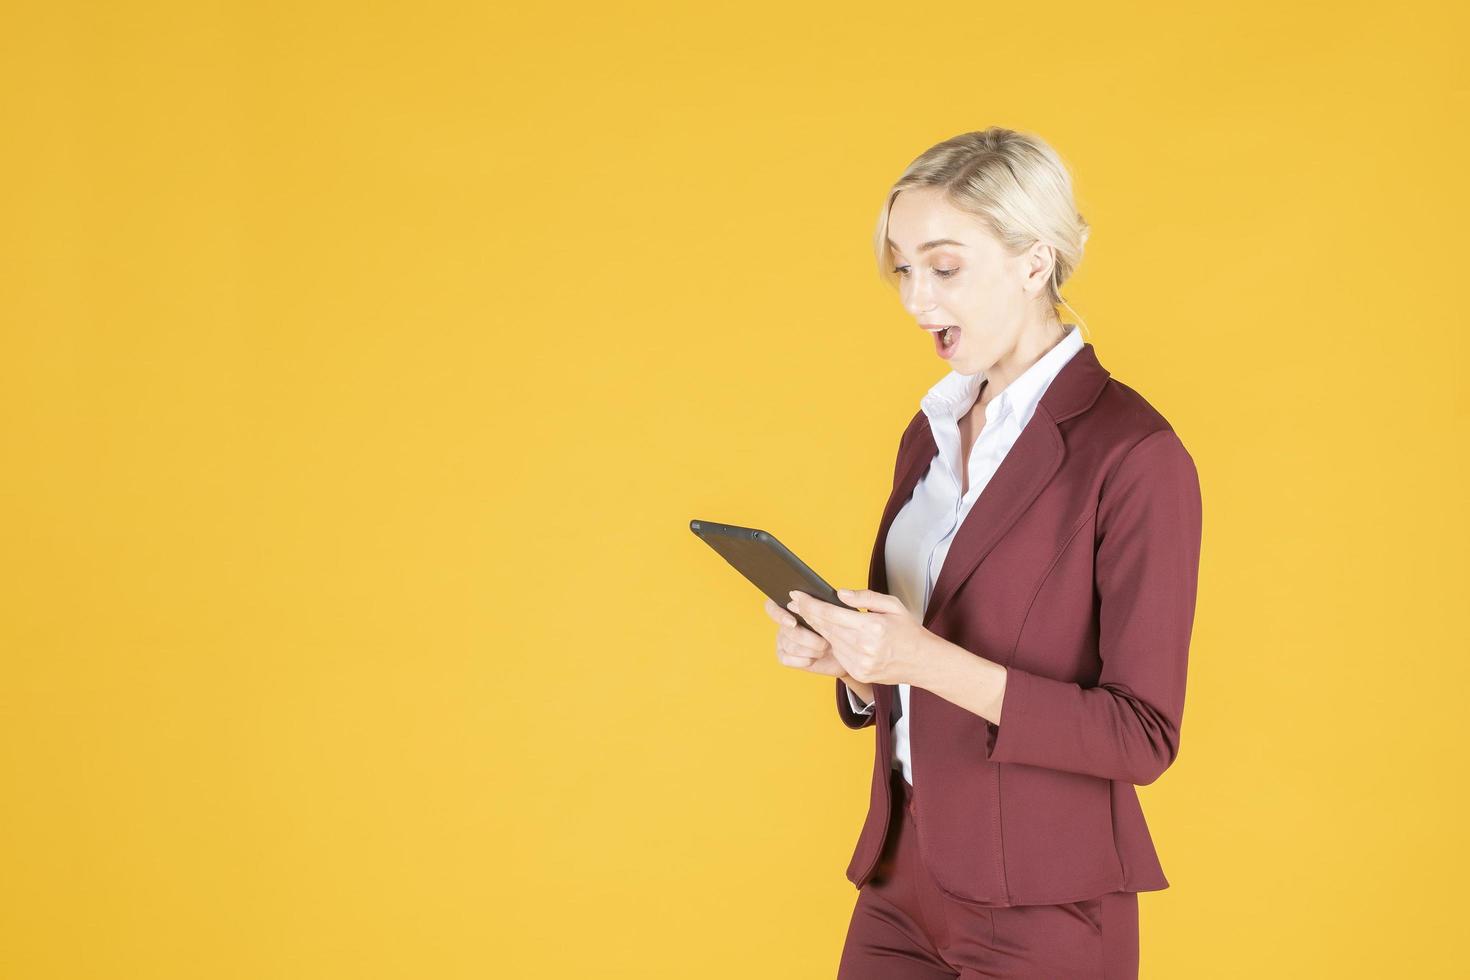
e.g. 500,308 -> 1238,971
834,341 -> 1202,907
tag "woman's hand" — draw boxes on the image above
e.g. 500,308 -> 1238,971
762,597 -> 849,678
786,588 -> 933,687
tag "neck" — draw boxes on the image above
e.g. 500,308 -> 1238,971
981,317 -> 1068,399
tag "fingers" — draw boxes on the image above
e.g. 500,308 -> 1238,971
764,597 -> 813,636
768,596 -> 845,674
788,590 -> 872,632
785,623 -> 828,653
771,600 -> 832,669
776,631 -> 831,670
833,588 -> 901,614
776,633 -> 813,668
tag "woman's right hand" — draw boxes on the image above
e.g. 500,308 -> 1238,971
763,597 -> 847,678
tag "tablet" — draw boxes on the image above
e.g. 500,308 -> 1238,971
689,519 -> 859,633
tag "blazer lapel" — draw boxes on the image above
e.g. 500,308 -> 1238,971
923,343 -> 1111,627
862,343 -> 1111,711
920,412 -> 1063,628
865,343 -> 1112,636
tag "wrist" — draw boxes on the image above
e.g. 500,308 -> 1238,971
841,675 -> 875,704
907,629 -> 951,689
920,633 -> 1008,725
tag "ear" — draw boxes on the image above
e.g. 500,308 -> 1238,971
1024,240 -> 1057,295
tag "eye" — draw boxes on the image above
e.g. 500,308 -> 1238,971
891,265 -> 958,279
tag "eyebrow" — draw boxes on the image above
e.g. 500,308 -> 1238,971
886,237 -> 967,254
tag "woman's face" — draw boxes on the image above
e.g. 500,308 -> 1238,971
885,186 -> 1052,376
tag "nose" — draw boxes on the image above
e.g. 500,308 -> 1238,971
901,278 -> 936,319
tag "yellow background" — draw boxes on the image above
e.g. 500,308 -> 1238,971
3,2 -> 1466,977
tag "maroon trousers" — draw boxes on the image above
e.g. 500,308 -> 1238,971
838,769 -> 1139,979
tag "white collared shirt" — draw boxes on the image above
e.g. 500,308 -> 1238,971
846,325 -> 1085,786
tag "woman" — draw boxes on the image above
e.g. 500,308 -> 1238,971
763,128 -> 1203,979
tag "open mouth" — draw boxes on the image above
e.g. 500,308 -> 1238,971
930,325 -> 960,356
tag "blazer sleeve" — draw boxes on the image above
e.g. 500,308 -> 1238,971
983,428 -> 1203,785
837,678 -> 878,729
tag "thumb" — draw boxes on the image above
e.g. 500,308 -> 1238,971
836,588 -> 904,614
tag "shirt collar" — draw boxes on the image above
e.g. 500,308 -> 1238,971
920,324 -> 1084,430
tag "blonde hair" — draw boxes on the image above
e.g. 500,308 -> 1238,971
874,127 -> 1091,338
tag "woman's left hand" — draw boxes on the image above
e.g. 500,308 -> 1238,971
786,588 -> 934,687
